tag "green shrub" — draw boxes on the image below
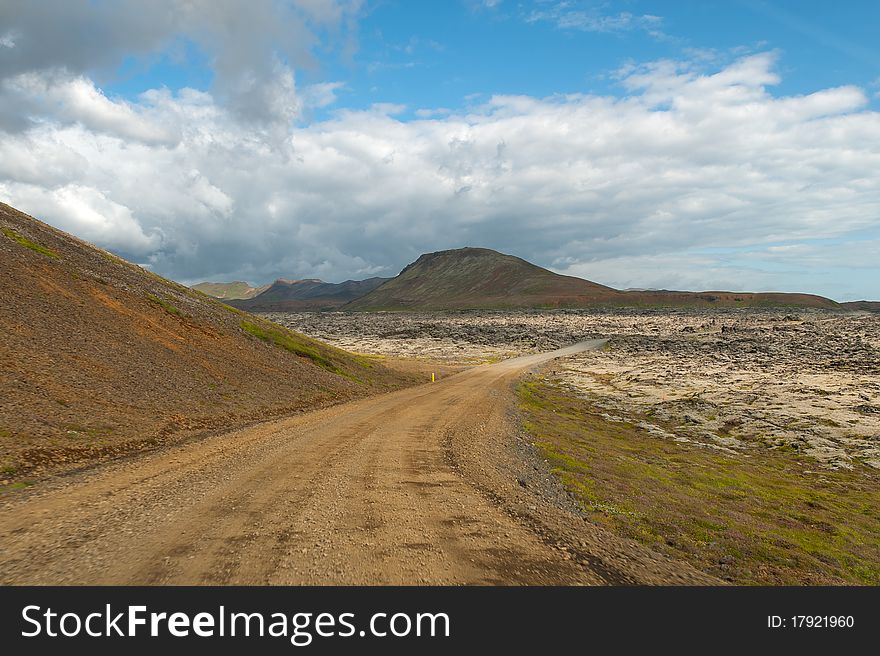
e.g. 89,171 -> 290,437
2,227 -> 58,258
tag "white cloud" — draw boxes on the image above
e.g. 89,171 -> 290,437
1,72 -> 179,144
2,183 -> 161,255
301,81 -> 346,109
524,3 -> 664,35
0,1 -> 362,130
1,51 -> 879,299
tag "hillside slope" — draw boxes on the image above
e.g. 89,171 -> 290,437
0,202 -> 414,485
230,277 -> 390,311
346,247 -> 840,311
191,281 -> 270,300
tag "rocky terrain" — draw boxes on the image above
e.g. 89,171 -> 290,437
265,310 -> 542,362
268,308 -> 880,472
555,313 -> 880,472
268,307 -> 879,584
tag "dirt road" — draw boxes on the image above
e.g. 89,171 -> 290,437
0,341 -> 713,585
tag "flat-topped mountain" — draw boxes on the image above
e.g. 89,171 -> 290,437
344,247 -> 839,311
228,277 -> 390,311
0,202 -> 410,482
841,301 -> 880,312
191,281 -> 270,300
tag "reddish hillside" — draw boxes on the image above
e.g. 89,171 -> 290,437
0,202 -> 414,485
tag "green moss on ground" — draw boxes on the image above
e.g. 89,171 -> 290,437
517,378 -> 880,585
239,319 -> 372,383
147,294 -> 183,317
221,303 -> 248,316
2,227 -> 58,259
1,480 -> 34,493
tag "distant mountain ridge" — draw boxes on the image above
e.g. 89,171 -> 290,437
227,277 -> 390,311
194,247 -> 845,312
840,300 -> 880,312
345,247 -> 840,311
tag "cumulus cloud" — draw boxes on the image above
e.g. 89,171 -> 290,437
1,72 -> 178,144
0,47 -> 879,299
0,0 -> 361,131
6,183 -> 161,256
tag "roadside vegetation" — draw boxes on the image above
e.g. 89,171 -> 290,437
240,319 -> 372,382
518,376 -> 880,585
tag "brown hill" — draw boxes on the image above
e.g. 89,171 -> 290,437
345,247 -> 840,311
0,202 -> 415,486
345,247 -> 618,310
191,281 -> 270,300
620,289 -> 839,309
841,300 -> 880,312
229,276 -> 390,311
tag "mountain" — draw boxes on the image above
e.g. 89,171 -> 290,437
228,277 -> 390,311
621,289 -> 839,309
0,202 -> 412,484
192,281 -> 270,300
345,248 -> 618,310
345,247 -> 840,311
841,300 -> 880,312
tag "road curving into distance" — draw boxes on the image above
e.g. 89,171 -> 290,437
0,340 -> 714,585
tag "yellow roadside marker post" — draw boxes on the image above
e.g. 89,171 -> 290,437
432,372 -> 435,383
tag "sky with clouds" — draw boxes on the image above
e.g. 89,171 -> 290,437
1,0 -> 878,300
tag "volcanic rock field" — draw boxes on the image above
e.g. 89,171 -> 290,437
267,309 -> 880,473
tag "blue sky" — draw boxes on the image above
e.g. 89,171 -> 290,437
1,1 -> 879,300
101,1 -> 880,117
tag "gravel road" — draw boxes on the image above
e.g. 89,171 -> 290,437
0,340 -> 712,585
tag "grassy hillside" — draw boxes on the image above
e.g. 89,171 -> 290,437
0,202 -> 416,488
